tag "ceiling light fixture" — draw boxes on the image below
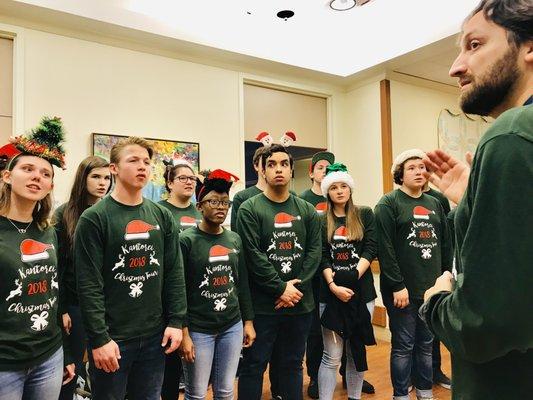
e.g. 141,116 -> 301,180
329,0 -> 356,11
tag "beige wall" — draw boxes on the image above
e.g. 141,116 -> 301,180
0,37 -> 13,141
335,81 -> 383,208
390,80 -> 460,159
21,28 -> 243,203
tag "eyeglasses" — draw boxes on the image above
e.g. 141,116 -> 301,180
201,199 -> 233,208
175,175 -> 197,184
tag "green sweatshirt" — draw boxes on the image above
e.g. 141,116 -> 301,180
158,200 -> 202,232
0,218 -> 64,370
75,196 -> 186,348
425,187 -> 451,215
236,193 -> 322,315
230,185 -> 262,231
179,227 -> 253,333
374,189 -> 452,300
53,203 -> 89,312
300,189 -> 328,216
319,208 -> 377,304
422,104 -> 533,399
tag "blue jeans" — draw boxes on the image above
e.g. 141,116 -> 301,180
383,295 -> 433,400
183,321 -> 243,400
0,347 -> 63,400
238,312 -> 313,400
88,331 -> 165,400
318,301 -> 374,400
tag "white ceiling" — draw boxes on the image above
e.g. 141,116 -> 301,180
13,0 -> 477,78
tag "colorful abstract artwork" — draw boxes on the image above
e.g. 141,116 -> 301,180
92,133 -> 200,202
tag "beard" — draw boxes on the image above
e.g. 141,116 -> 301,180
460,46 -> 520,116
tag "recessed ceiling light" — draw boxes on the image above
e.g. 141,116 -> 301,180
329,0 -> 356,11
277,10 -> 295,21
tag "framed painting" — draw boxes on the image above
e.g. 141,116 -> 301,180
92,133 -> 200,202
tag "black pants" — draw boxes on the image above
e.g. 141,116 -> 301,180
161,352 -> 183,400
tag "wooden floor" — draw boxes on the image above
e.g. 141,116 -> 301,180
203,340 -> 452,399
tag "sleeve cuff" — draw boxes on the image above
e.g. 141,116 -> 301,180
90,333 -> 112,349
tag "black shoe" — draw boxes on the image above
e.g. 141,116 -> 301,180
307,380 -> 319,399
362,379 -> 375,394
433,369 -> 451,389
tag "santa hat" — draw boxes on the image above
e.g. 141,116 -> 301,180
333,226 -> 348,241
208,245 -> 237,263
1,116 -> 66,170
179,216 -> 197,227
321,163 -> 355,198
315,202 -> 328,215
124,220 -> 160,240
20,239 -> 54,263
413,206 -> 435,220
274,212 -> 301,228
196,169 -> 239,202
279,131 -> 297,147
255,131 -> 273,147
309,151 -> 335,172
391,149 -> 426,174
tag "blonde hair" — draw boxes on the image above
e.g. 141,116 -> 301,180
0,156 -> 53,230
326,194 -> 363,243
110,137 -> 154,164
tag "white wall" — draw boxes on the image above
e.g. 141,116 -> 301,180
390,80 -> 460,158
334,81 -> 383,208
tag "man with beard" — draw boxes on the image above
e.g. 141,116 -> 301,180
420,1 -> 533,398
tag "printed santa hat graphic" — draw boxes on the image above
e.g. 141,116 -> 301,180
180,216 -> 197,227
124,220 -> 160,240
274,212 -> 301,229
20,239 -> 54,263
209,245 -> 237,263
315,202 -> 327,215
333,226 -> 348,241
413,206 -> 435,220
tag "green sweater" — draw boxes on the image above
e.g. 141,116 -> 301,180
75,196 -> 186,348
0,218 -> 65,370
236,193 -> 322,315
375,189 -> 452,299
179,227 -> 254,333
422,104 -> 533,399
300,189 -> 328,216
158,200 -> 202,232
319,208 -> 377,304
230,185 -> 262,231
425,187 -> 451,215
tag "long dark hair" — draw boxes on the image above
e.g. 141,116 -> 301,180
62,156 -> 110,249
0,155 -> 53,230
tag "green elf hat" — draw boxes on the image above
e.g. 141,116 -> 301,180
321,162 -> 355,198
309,151 -> 335,172
0,116 -> 66,170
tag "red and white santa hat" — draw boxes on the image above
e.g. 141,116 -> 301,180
391,149 -> 426,174
413,206 -> 435,220
315,202 -> 328,215
209,245 -> 237,263
333,226 -> 348,241
274,212 -> 301,228
179,216 -> 197,227
124,220 -> 160,240
20,239 -> 54,263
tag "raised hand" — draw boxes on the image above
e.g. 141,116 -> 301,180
423,150 -> 472,204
